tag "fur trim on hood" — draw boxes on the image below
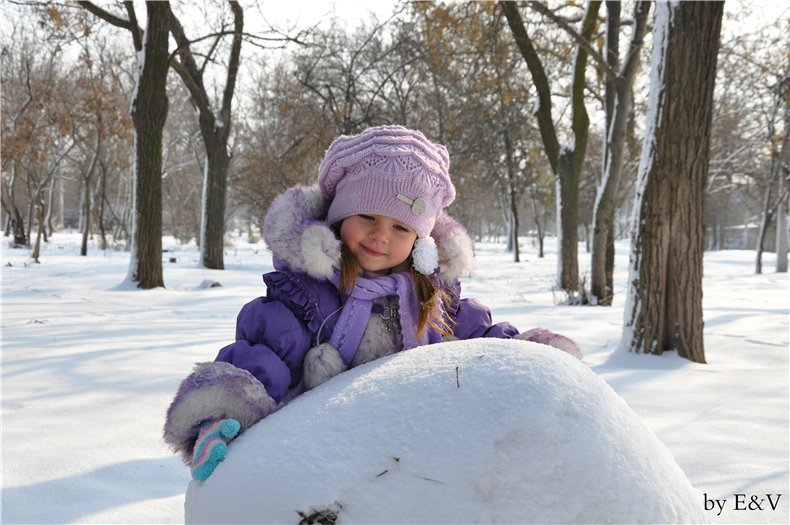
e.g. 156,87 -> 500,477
263,184 -> 474,283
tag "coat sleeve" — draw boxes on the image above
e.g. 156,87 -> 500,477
215,297 -> 312,403
450,297 -> 519,340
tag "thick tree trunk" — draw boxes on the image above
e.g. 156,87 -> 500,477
11,211 -> 26,246
557,151 -> 579,291
128,2 -> 169,288
200,149 -> 229,269
622,1 -> 723,363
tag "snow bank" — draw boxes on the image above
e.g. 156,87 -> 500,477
185,339 -> 703,524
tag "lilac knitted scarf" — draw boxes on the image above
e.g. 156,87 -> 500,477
330,271 -> 427,366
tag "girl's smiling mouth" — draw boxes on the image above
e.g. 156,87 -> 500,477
361,245 -> 385,257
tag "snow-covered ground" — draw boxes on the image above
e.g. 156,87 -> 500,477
1,232 -> 788,524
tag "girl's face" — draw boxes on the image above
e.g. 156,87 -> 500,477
340,214 -> 417,273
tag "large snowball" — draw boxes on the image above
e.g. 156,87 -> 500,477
185,339 -> 703,524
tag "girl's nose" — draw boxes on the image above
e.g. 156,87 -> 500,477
369,222 -> 388,242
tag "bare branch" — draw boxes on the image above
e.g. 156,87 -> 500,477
76,1 -> 143,50
123,2 -> 143,51
168,8 -> 212,116
221,1 -> 244,130
527,0 -> 616,79
499,0 -> 560,173
619,1 -> 651,81
76,1 -> 132,30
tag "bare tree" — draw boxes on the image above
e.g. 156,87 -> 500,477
168,2 -> 243,270
294,18 -> 412,135
1,29 -> 75,260
755,66 -> 790,273
1,44 -> 38,247
589,1 -> 650,305
622,1 -> 724,363
500,0 -> 601,296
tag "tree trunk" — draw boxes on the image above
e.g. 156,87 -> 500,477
31,194 -> 46,263
25,185 -> 34,247
776,97 -> 789,272
2,164 -> 27,247
777,175 -> 788,273
530,196 -> 545,258
127,2 -> 169,288
504,128 -> 520,263
200,149 -> 229,269
510,198 -> 520,262
80,184 -> 91,256
755,154 -> 778,274
591,1 -> 650,305
557,150 -> 579,291
80,132 -> 101,257
622,1 -> 723,363
45,176 -> 56,238
11,209 -> 26,246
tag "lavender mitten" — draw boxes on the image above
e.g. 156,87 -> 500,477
516,328 -> 583,359
191,418 -> 241,481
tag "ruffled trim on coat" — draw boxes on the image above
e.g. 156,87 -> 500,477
262,271 -> 323,335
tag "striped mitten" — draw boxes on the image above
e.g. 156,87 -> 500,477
190,418 -> 241,481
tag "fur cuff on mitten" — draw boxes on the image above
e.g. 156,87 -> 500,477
516,328 -> 583,360
303,343 -> 347,390
163,361 -> 276,464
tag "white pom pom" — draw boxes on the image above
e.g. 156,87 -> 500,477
303,343 -> 347,390
412,236 -> 439,275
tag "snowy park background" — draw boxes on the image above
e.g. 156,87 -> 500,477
1,232 -> 788,523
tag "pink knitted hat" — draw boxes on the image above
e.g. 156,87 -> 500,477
318,125 -> 456,239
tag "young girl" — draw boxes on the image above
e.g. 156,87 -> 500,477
164,125 -> 581,481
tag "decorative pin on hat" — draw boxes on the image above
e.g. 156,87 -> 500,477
396,194 -> 427,216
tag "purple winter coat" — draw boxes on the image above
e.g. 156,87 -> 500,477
215,269 -> 518,404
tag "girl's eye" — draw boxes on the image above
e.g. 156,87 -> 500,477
394,224 -> 411,233
359,214 -> 374,221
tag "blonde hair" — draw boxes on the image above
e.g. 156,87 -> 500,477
338,245 -> 454,338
